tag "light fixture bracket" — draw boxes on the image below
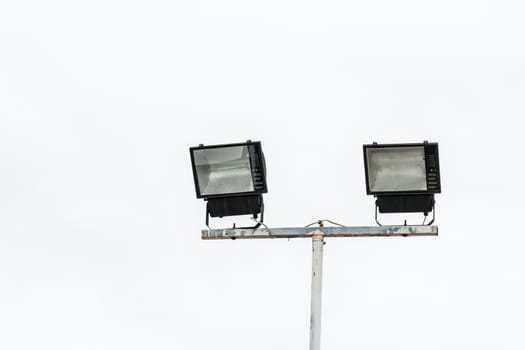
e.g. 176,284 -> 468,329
205,194 -> 265,229
375,195 -> 436,226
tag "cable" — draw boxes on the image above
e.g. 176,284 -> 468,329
251,217 -> 270,230
305,219 -> 346,227
323,219 -> 345,227
375,205 -> 382,226
305,220 -> 322,228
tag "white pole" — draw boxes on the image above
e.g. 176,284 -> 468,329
309,232 -> 324,350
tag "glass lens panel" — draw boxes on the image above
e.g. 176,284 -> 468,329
367,146 -> 427,192
193,146 -> 254,196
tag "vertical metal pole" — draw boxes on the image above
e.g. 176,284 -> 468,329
309,232 -> 324,350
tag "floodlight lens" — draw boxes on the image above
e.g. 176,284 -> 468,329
193,146 -> 254,196
366,146 -> 427,192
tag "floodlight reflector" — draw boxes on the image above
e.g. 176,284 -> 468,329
193,145 -> 254,197
190,141 -> 267,199
366,146 -> 427,193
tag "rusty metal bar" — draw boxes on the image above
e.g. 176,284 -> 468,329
201,225 -> 438,240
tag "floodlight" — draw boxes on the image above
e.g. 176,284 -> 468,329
363,141 -> 441,222
190,140 -> 267,227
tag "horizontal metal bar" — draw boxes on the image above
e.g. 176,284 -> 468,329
201,225 -> 438,240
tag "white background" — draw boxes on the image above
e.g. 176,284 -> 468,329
1,1 -> 524,349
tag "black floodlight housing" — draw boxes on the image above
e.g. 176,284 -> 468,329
190,140 -> 267,227
363,141 -> 441,224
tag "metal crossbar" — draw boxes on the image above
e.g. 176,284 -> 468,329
202,225 -> 438,240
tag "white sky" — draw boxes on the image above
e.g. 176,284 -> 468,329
1,0 -> 525,349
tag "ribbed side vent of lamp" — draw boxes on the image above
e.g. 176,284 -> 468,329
249,144 -> 266,192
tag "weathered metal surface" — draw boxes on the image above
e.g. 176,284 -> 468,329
201,225 -> 438,240
309,235 -> 324,350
